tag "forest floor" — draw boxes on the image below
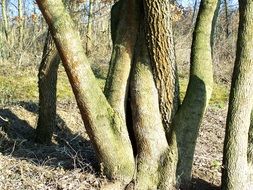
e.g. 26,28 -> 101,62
0,60 -> 228,190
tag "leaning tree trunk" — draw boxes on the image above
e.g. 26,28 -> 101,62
172,0 -> 219,187
36,0 -> 135,183
35,30 -> 60,144
222,0 -> 253,189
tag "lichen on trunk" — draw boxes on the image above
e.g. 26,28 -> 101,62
173,0 -> 218,187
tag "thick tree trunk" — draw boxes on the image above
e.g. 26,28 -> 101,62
36,30 -> 60,144
222,0 -> 253,189
36,0 -> 135,182
173,0 -> 218,187
1,0 -> 9,41
143,0 -> 180,131
130,24 -> 177,190
85,0 -> 93,56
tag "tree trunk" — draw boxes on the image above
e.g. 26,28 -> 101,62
222,0 -> 253,189
104,0 -> 140,124
1,0 -> 9,41
18,0 -> 24,45
85,0 -> 93,56
143,0 -> 180,131
36,0 -> 135,182
173,0 -> 218,187
130,23 -> 177,190
35,30 -> 60,144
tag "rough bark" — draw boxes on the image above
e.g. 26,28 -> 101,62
130,24 -> 177,190
1,0 -> 9,41
104,0 -> 140,124
85,0 -> 93,56
222,0 -> 253,189
173,0 -> 218,187
36,30 -> 60,144
36,0 -> 135,182
143,0 -> 179,134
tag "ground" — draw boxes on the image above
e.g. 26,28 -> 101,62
0,89 -> 227,190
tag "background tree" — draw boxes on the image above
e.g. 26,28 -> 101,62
1,0 -> 9,41
35,30 -> 60,144
222,0 -> 253,189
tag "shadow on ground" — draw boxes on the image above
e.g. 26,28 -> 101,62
0,101 -> 98,172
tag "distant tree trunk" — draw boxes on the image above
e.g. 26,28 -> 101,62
18,0 -> 24,45
211,0 -> 221,52
222,0 -> 253,190
1,0 -> 9,41
35,30 -> 60,144
173,0 -> 218,187
85,0 -> 93,56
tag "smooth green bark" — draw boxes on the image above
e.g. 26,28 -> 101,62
222,0 -> 253,189
36,0 -> 135,182
173,0 -> 218,187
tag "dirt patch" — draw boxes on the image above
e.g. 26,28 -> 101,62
0,102 -> 226,189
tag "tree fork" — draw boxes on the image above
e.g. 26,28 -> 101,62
36,0 -> 135,182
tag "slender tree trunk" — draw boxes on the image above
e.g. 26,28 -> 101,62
35,30 -> 60,144
36,0 -> 135,182
211,0 -> 221,52
222,0 -> 253,189
85,0 -> 93,55
1,0 -> 9,41
18,0 -> 24,45
173,0 -> 218,187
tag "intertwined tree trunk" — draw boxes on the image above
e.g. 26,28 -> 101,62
36,30 -> 60,144
36,0 -> 218,189
222,1 -> 253,189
